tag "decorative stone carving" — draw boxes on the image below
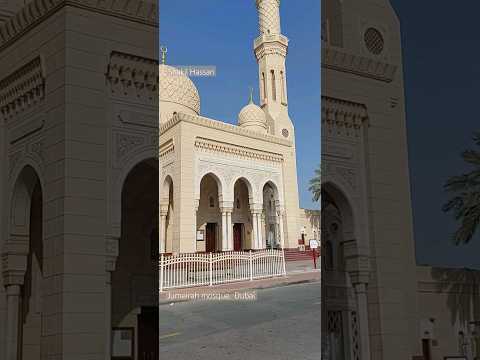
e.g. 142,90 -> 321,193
322,46 -> 397,83
116,133 -> 145,160
0,57 -> 44,119
336,167 -> 356,191
322,96 -> 368,138
256,0 -> 281,35
8,151 -> 23,177
28,140 -> 44,163
107,51 -> 158,101
195,137 -> 283,163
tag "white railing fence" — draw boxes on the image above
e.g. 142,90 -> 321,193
159,249 -> 286,291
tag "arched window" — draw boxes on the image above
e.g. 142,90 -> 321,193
261,72 -> 266,101
271,70 -> 276,101
280,70 -> 286,103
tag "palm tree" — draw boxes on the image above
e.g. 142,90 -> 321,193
309,165 -> 321,202
443,132 -> 480,245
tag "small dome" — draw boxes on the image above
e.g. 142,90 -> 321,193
238,93 -> 267,133
159,64 -> 200,121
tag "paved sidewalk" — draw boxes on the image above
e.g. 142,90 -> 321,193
286,259 -> 318,273
160,267 -> 320,304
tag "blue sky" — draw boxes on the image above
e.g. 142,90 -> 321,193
160,0 -> 321,210
390,1 -> 480,268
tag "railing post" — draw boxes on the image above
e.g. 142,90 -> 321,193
249,250 -> 253,281
282,249 -> 287,276
209,252 -> 213,286
160,253 -> 164,292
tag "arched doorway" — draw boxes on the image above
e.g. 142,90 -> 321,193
111,158 -> 158,360
232,178 -> 253,251
262,181 -> 281,249
197,173 -> 222,252
21,179 -> 43,360
321,185 -> 359,360
160,175 -> 174,253
4,165 -> 44,360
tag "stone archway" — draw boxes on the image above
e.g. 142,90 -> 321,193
160,175 -> 174,253
322,182 -> 369,360
3,165 -> 44,360
197,173 -> 223,252
111,158 -> 158,360
261,180 -> 285,249
232,178 -> 254,251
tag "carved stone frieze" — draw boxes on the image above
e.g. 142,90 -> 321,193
195,137 -> 283,163
322,45 -> 397,83
322,96 -> 368,138
107,51 -> 158,103
159,139 -> 174,159
0,57 -> 44,119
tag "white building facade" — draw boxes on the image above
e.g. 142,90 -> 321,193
158,0 -> 319,255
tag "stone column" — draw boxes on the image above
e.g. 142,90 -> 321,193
277,208 -> 285,249
343,241 -> 370,360
105,237 -> 119,360
354,282 -> 371,360
5,284 -> 21,360
226,209 -> 233,251
159,205 -> 168,254
3,237 -> 28,360
221,210 -> 228,251
251,212 -> 259,250
256,212 -> 264,249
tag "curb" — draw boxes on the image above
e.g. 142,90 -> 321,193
159,271 -> 320,306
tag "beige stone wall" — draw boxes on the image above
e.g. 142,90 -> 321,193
416,266 -> 480,359
0,2 -> 158,359
160,114 -> 302,252
323,0 -> 419,358
298,209 -> 320,247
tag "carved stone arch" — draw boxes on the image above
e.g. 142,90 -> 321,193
160,174 -> 174,204
110,149 -> 158,238
259,177 -> 283,206
322,180 -> 355,239
230,175 -> 255,205
4,164 -> 43,286
9,152 -> 45,184
196,170 -> 226,203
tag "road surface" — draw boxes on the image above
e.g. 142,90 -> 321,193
159,281 -> 321,360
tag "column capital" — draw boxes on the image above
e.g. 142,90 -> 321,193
5,284 -> 21,296
160,204 -> 169,217
220,201 -> 234,213
2,237 -> 29,287
250,203 -> 263,214
105,236 -> 119,272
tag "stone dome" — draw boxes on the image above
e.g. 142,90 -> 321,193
238,94 -> 267,133
159,64 -> 200,122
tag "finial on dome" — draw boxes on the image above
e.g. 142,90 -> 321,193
249,86 -> 254,104
160,46 -> 168,65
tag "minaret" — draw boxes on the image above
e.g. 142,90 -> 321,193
254,0 -> 299,250
254,0 -> 293,139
